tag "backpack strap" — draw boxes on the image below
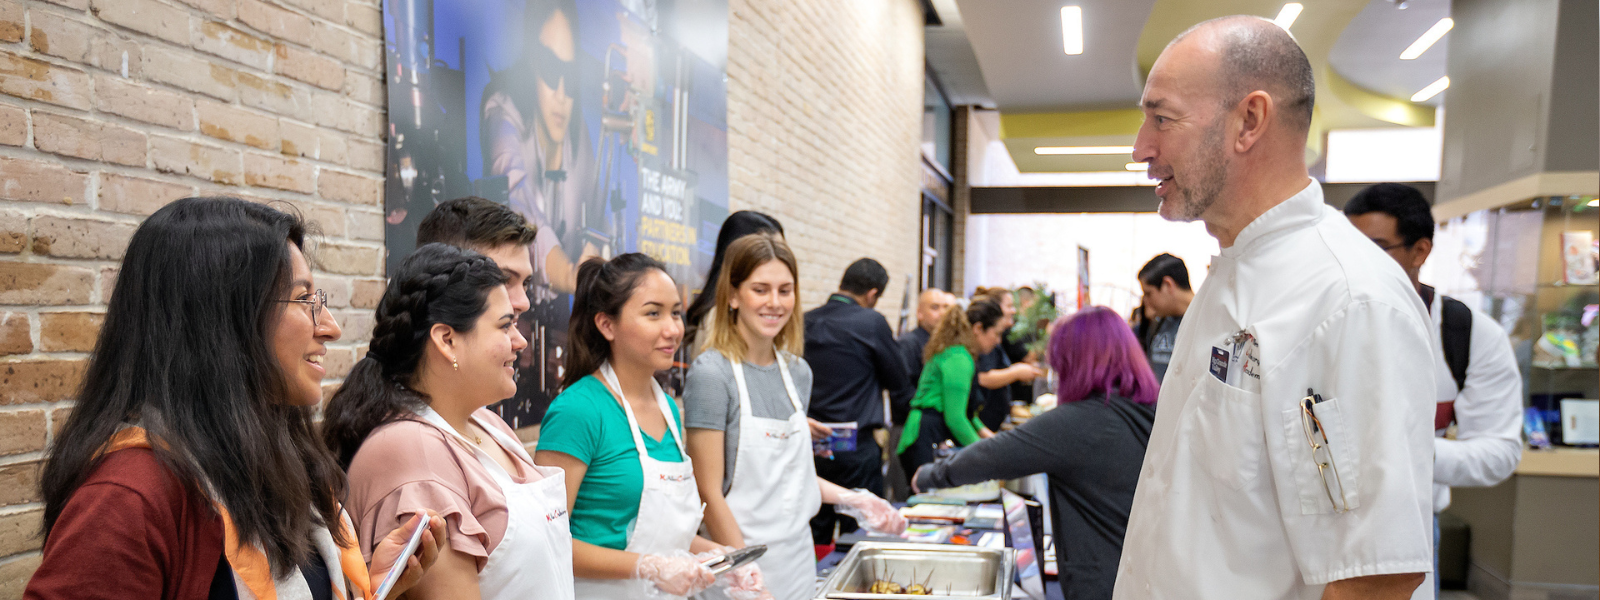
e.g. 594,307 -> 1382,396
1440,295 -> 1472,393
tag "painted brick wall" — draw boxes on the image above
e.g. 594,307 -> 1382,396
0,0 -> 386,592
726,0 -> 925,319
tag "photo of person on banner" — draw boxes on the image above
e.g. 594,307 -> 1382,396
381,0 -> 728,426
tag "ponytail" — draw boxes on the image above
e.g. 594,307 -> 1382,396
321,243 -> 506,468
564,252 -> 672,389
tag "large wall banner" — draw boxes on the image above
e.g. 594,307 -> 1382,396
382,0 -> 729,426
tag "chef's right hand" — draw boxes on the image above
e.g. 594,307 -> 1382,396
635,552 -> 716,597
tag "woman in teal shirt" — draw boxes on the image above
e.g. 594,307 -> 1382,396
534,253 -> 768,600
896,299 -> 1007,475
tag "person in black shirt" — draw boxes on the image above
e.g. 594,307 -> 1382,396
1135,253 -> 1192,383
896,288 -> 954,388
804,258 -> 915,545
889,288 -> 954,501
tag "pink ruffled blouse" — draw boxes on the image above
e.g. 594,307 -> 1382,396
344,407 -> 544,570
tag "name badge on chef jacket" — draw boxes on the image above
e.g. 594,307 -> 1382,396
1210,330 -> 1261,392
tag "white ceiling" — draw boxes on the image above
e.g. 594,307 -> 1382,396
926,0 -> 995,106
950,0 -> 1158,113
1328,0 -> 1452,107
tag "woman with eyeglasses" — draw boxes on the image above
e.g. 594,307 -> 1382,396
533,254 -> 768,600
911,307 -> 1159,600
323,243 -> 574,600
27,197 -> 445,600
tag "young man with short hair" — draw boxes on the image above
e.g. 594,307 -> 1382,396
1136,253 -> 1194,382
416,196 -> 538,315
1345,182 -> 1523,595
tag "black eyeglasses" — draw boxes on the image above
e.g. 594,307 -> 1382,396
279,289 -> 328,323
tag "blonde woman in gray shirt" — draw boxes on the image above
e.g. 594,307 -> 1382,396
684,233 -> 905,600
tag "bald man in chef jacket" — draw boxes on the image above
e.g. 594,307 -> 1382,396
1113,16 -> 1436,600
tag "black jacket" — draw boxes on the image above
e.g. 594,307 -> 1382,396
803,294 -> 915,429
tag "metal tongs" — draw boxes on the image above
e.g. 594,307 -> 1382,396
702,544 -> 767,576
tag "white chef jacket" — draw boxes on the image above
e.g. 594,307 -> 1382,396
1425,291 -> 1523,512
1113,180 -> 1436,600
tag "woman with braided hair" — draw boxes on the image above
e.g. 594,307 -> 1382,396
323,243 -> 575,600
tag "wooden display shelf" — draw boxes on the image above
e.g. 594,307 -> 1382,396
1516,447 -> 1599,477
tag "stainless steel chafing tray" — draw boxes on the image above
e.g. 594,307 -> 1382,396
816,542 -> 1015,600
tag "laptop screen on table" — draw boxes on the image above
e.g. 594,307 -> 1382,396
1001,489 -> 1045,600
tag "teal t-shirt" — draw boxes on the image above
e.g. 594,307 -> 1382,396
536,374 -> 686,550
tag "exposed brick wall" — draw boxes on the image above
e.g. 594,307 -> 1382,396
726,0 -> 925,319
0,0 -> 385,588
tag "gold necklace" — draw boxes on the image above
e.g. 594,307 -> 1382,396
458,422 -> 483,445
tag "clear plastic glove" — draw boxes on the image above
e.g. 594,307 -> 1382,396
635,550 -> 716,598
697,546 -> 774,600
834,488 -> 908,535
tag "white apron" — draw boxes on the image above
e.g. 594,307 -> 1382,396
716,355 -> 823,600
414,406 -> 575,600
575,363 -> 705,600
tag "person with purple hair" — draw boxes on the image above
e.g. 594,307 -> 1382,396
911,307 -> 1158,600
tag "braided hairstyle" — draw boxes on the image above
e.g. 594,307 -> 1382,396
321,243 -> 508,468
563,252 -> 673,389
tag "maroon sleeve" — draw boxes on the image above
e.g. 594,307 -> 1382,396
26,450 -> 223,600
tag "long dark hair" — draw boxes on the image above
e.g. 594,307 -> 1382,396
564,252 -> 672,388
684,211 -> 784,343
40,197 -> 346,576
321,244 -> 507,468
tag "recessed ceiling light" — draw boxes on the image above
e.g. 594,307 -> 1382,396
1034,146 -> 1134,155
1411,76 -> 1449,102
1274,3 -> 1303,30
1400,18 -> 1453,60
1125,162 -> 1148,171
1061,6 -> 1083,55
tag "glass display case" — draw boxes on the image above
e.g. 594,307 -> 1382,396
1428,195 -> 1599,445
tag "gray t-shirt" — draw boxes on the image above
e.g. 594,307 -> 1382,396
1145,316 -> 1181,382
683,350 -> 814,493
